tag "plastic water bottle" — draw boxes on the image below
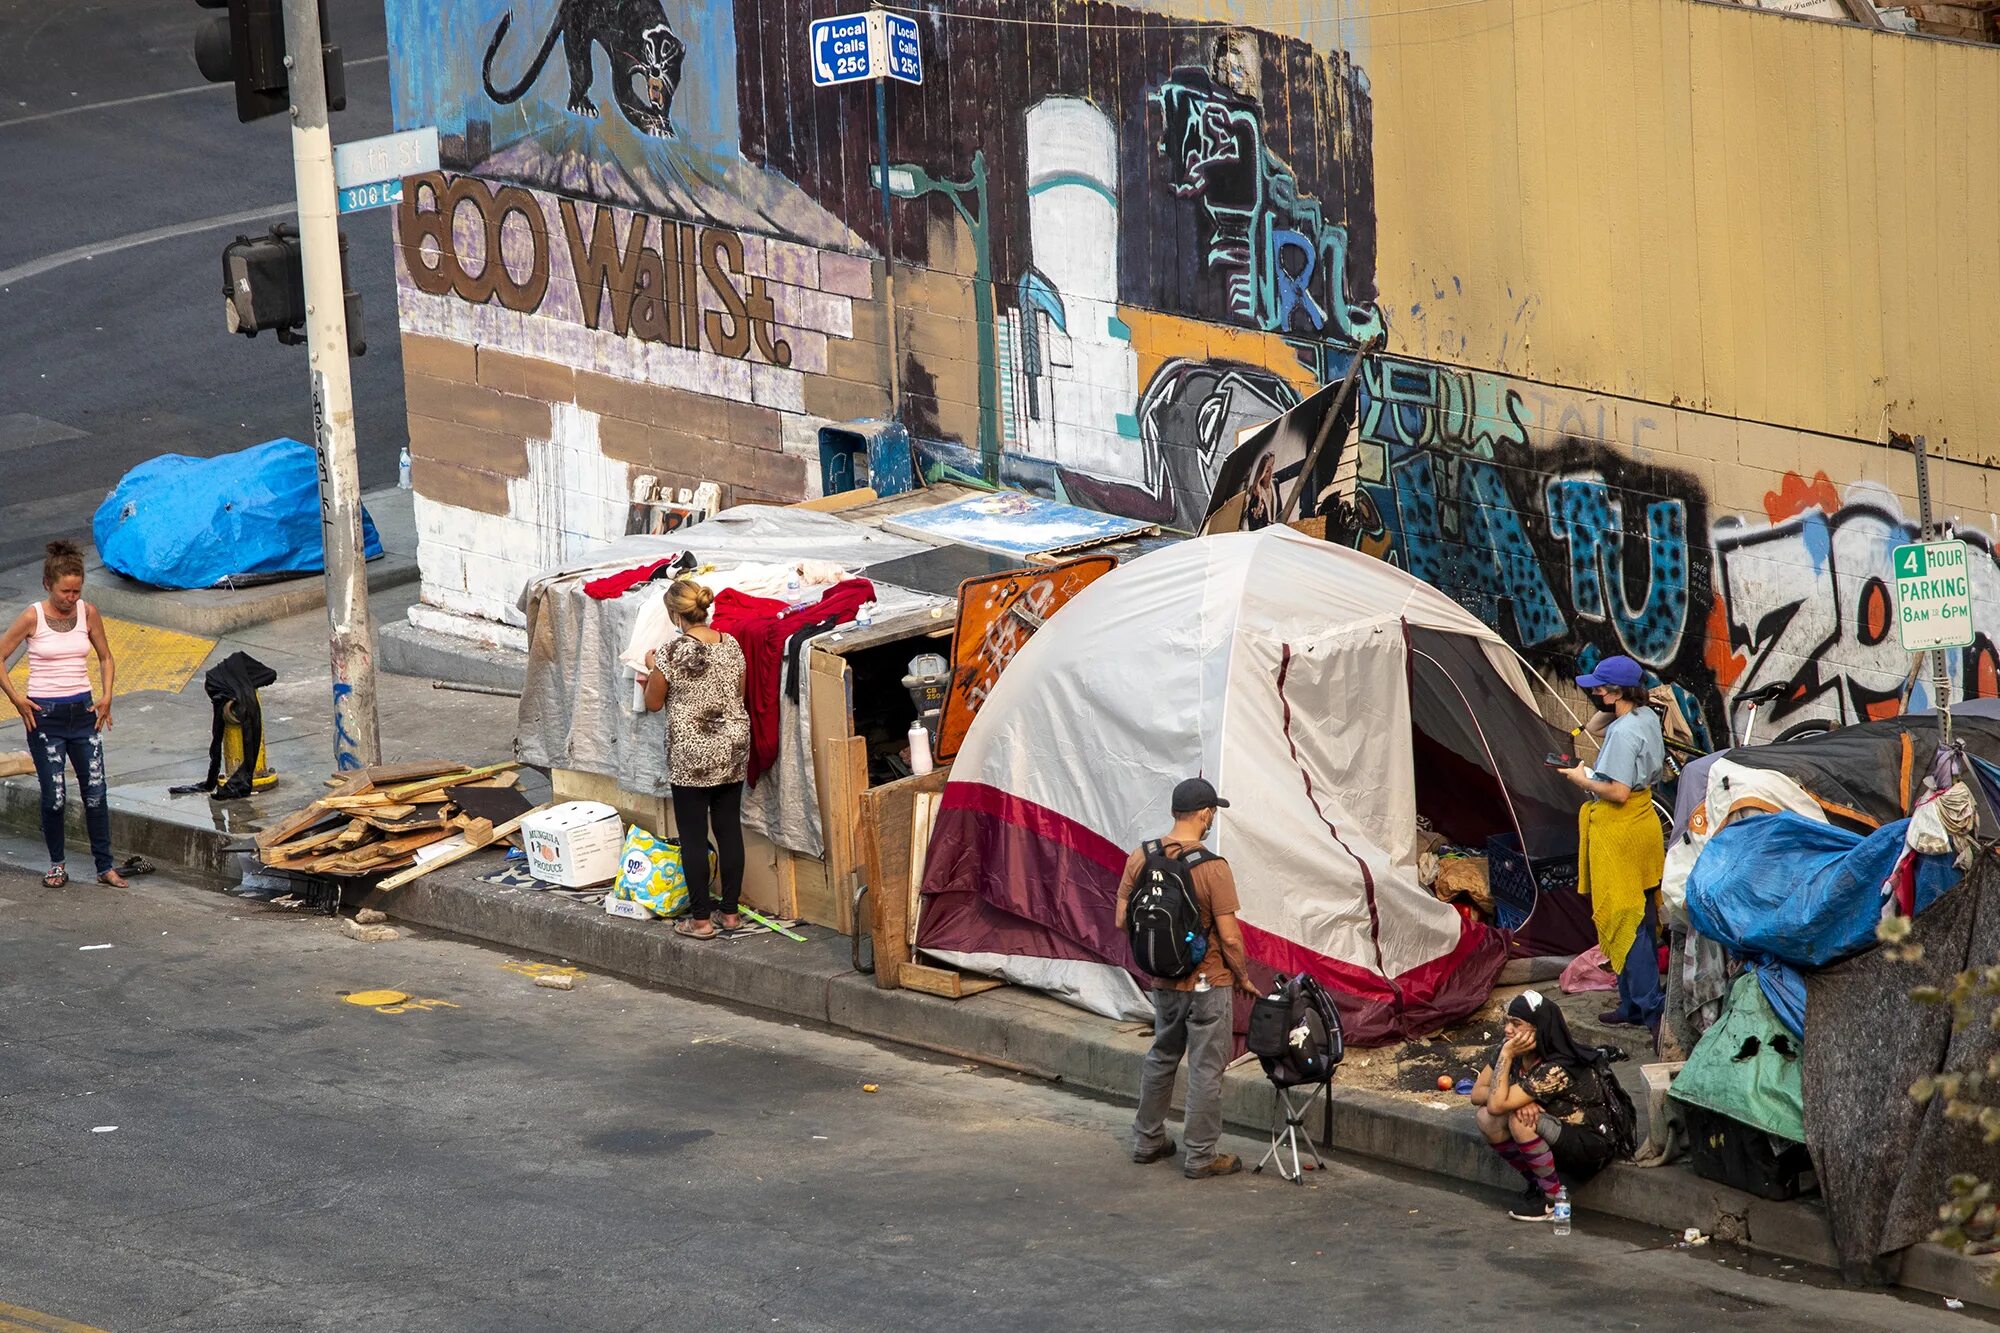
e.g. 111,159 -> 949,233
908,722 -> 933,775
1552,1187 -> 1571,1236
397,446 -> 413,490
785,570 -> 803,608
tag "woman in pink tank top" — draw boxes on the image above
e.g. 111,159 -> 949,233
0,540 -> 124,888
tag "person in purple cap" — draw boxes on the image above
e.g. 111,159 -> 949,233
1556,655 -> 1666,1030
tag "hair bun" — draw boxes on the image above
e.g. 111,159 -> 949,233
46,538 -> 82,559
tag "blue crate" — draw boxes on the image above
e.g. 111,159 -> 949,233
1487,833 -> 1577,932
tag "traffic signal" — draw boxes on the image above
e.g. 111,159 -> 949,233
222,224 -> 364,356
193,0 -> 345,123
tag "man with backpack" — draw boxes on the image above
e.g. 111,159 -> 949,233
1115,778 -> 1258,1179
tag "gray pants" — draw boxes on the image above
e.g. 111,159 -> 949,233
1132,986 -> 1233,1168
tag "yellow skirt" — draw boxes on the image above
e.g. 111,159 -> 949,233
1577,792 -> 1665,972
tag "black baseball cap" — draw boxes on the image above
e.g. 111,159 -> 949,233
1172,778 -> 1229,814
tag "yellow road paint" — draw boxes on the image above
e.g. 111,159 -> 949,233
374,997 -> 459,1014
0,616 -> 214,722
343,989 -> 410,1007
501,960 -> 583,980
0,1298 -> 114,1332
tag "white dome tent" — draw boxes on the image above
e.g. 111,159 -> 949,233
918,526 -> 1585,1045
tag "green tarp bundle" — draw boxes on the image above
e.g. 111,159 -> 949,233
1670,972 -> 1806,1144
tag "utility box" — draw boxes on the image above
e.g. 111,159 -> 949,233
520,800 -> 624,887
818,420 -> 915,499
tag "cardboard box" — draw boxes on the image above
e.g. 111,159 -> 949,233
521,801 -> 624,887
603,896 -> 651,921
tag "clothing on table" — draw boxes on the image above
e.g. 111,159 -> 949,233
672,780 -> 745,919
690,559 -> 851,603
1592,707 -> 1664,790
724,579 -> 876,786
781,618 -> 841,704
618,591 -> 675,674
1132,985 -> 1233,1170
583,554 -> 689,600
1577,788 -> 1665,972
26,601 -> 92,697
27,692 -> 113,875
659,633 -> 751,788
709,588 -> 790,639
1114,838 -> 1242,993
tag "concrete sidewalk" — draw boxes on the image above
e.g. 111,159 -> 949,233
0,575 -> 1989,1312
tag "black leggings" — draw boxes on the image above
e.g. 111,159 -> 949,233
671,780 -> 745,918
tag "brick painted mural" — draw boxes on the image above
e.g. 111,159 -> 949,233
385,0 -> 2000,730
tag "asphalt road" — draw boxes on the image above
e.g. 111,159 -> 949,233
0,843 -> 1982,1333
0,0 -> 406,574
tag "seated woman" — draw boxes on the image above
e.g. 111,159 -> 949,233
1470,990 -> 1622,1220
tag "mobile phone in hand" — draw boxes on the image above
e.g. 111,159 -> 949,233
1544,752 -> 1573,768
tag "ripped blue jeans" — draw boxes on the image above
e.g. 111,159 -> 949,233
28,693 -> 113,876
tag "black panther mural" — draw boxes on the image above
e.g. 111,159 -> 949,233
482,0 -> 685,138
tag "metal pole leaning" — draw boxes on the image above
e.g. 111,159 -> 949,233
279,0 -> 380,770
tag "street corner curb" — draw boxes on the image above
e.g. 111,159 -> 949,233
82,552 -> 420,638
379,619 -> 527,692
0,775 -> 241,883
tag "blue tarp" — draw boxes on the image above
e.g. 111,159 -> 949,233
1686,813 -> 1958,971
93,439 -> 382,590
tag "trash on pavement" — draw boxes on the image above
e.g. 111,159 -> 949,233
862,1084 -> 880,1093
534,973 -> 574,990
91,1126 -> 117,1133
354,908 -> 388,925
79,944 -> 113,951
1944,1298 -> 1965,1310
339,918 -> 399,943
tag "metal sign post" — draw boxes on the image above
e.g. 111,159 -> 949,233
812,11 -> 923,431
1903,434 -> 1964,745
282,0 -> 380,770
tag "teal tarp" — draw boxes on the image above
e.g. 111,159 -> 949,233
1670,972 -> 1806,1143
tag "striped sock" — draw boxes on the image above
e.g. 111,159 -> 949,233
1490,1138 -> 1534,1182
1516,1135 -> 1562,1199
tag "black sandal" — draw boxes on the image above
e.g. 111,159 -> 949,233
115,855 -> 156,877
43,866 -> 67,888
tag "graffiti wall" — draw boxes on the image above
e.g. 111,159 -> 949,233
383,0 -> 2000,725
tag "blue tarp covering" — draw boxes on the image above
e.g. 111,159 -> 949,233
1686,813 -> 1958,971
93,439 -> 382,590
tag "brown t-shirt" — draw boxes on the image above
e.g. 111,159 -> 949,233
1116,838 -> 1242,992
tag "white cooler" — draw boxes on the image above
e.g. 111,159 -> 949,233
520,801 -> 624,887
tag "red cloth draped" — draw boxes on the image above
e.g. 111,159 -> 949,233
713,580 -> 876,786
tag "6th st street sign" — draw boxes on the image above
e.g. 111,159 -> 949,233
1893,539 -> 1975,651
809,11 -> 922,87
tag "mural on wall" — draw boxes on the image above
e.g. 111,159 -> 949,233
389,0 -> 853,247
481,0 -> 687,138
384,0 -> 1997,728
1713,473 -> 2000,730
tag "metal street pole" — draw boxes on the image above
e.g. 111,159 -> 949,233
279,0 -> 380,770
873,77 -> 901,411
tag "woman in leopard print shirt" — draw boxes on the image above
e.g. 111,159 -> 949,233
644,578 -> 751,938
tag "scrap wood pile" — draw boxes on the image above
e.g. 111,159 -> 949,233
254,760 -> 534,883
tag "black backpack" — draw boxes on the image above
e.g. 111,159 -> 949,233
1247,972 -> 1345,1087
1126,840 -> 1215,979
1588,1055 -> 1641,1159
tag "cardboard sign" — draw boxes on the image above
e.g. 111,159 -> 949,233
936,556 -> 1117,760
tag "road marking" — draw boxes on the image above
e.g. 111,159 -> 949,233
0,618 -> 216,723
0,1298 -> 114,1333
340,988 -> 459,1015
0,206 -> 294,288
501,960 -> 583,980
0,55 -> 388,130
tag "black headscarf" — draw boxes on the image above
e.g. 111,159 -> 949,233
1507,990 -> 1596,1072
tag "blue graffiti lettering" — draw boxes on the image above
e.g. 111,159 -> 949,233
1545,474 -> 1690,669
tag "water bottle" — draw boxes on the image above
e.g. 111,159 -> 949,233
785,570 -> 803,608
1552,1187 -> 1571,1236
397,446 -> 413,490
908,722 -> 933,775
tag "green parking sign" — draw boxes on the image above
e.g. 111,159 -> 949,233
1891,540 -> 1974,651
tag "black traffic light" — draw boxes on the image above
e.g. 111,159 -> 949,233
222,224 -> 365,356
193,0 -> 345,123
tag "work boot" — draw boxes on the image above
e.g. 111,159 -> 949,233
1131,1139 -> 1177,1165
1184,1153 -> 1243,1180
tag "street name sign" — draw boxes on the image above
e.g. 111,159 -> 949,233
333,127 -> 440,215
1892,539 -> 1974,651
809,12 -> 922,87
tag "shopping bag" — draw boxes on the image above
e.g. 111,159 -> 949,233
612,824 -> 696,918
